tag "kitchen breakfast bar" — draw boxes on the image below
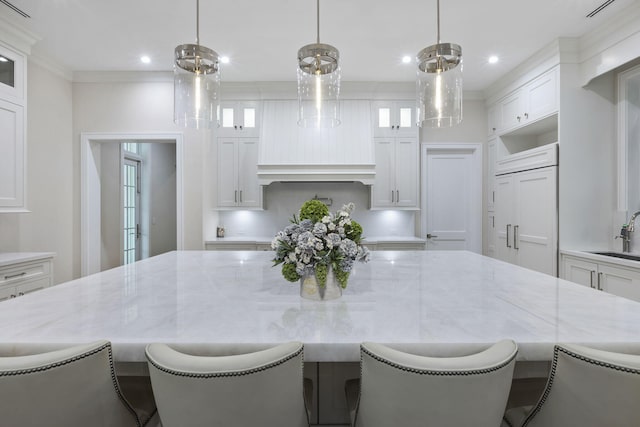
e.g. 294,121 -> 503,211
1,250 -> 640,362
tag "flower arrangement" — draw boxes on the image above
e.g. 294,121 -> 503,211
272,200 -> 370,289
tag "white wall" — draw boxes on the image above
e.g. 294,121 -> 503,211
100,143 -> 121,271
146,143 -> 177,256
0,61 -> 74,284
72,79 -> 206,261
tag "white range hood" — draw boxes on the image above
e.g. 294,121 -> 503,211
257,100 -> 375,185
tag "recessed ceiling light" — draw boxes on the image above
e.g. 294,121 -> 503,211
402,55 -> 412,64
140,55 -> 151,64
220,56 -> 230,64
488,55 -> 499,64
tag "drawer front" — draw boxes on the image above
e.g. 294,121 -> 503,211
0,260 -> 51,286
0,276 -> 50,302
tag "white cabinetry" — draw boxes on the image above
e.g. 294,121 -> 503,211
371,101 -> 416,137
218,101 -> 260,137
495,146 -> 558,275
371,137 -> 419,209
217,137 -> 262,209
0,43 -> 27,212
562,254 -> 640,302
0,255 -> 54,302
497,67 -> 558,134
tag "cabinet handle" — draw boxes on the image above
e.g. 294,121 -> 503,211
524,113 -> 529,119
234,190 -> 238,203
590,270 -> 596,288
4,272 -> 27,280
514,225 -> 519,250
391,190 -> 394,203
10,294 -> 16,298
517,116 -> 521,122
239,125 -> 243,130
597,272 -> 603,291
396,190 -> 399,202
506,224 -> 512,248
239,190 -> 243,203
18,292 -> 24,296
234,125 -> 238,130
391,125 -> 396,130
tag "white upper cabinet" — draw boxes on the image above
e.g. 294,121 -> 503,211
217,137 -> 262,209
371,101 -> 416,137
371,137 -> 419,209
218,101 -> 260,137
0,42 -> 27,212
493,67 -> 558,135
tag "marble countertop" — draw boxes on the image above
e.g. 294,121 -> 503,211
0,252 -> 56,268
205,236 -> 426,244
0,250 -> 639,362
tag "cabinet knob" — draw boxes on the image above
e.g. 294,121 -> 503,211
516,116 -> 521,122
524,112 -> 529,119
239,125 -> 243,130
18,292 -> 24,296
234,125 -> 238,130
9,294 -> 16,298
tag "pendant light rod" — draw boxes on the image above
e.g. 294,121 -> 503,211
316,0 -> 320,44
436,0 -> 441,44
196,0 -> 200,45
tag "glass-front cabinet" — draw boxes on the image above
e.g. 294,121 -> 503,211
0,42 -> 26,212
218,101 -> 260,137
371,101 -> 416,137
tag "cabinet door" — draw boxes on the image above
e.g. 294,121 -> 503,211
487,104 -> 500,136
562,256 -> 598,288
487,138 -> 496,209
524,68 -> 557,122
494,175 -> 514,264
394,137 -> 418,207
393,101 -> 416,136
237,138 -> 261,207
513,167 -> 557,276
371,138 -> 395,207
598,263 -> 640,302
0,99 -> 25,211
500,91 -> 524,131
217,138 -> 238,207
486,211 -> 496,258
218,102 -> 260,137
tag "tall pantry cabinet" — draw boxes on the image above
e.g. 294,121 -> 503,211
485,63 -> 559,276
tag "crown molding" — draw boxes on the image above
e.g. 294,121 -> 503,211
29,52 -> 73,81
0,13 -> 39,54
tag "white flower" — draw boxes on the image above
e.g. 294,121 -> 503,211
287,253 -> 297,262
322,215 -> 331,224
328,223 -> 336,231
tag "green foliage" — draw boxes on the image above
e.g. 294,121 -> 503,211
315,263 -> 328,287
299,200 -> 329,224
334,268 -> 350,289
345,220 -> 363,243
282,263 -> 300,282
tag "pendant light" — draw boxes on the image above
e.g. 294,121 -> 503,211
174,0 -> 221,129
416,0 -> 462,128
297,0 -> 341,128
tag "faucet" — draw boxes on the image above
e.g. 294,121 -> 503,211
618,210 -> 640,252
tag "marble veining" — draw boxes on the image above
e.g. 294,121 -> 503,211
0,250 -> 639,362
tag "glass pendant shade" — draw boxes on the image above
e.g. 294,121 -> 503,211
416,43 -> 463,128
174,44 -> 220,129
297,43 -> 341,128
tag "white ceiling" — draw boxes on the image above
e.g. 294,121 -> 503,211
5,0 -> 639,91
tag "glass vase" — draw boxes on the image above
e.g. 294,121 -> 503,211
300,266 -> 342,301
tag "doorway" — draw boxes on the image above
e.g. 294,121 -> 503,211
421,143 -> 483,252
81,132 -> 184,276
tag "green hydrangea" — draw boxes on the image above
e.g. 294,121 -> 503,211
345,220 -> 363,243
315,263 -> 328,287
335,269 -> 350,289
282,263 -> 300,282
299,200 -> 329,224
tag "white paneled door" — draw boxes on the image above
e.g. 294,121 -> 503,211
422,144 -> 482,252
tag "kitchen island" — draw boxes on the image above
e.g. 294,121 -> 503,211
0,250 -> 639,362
